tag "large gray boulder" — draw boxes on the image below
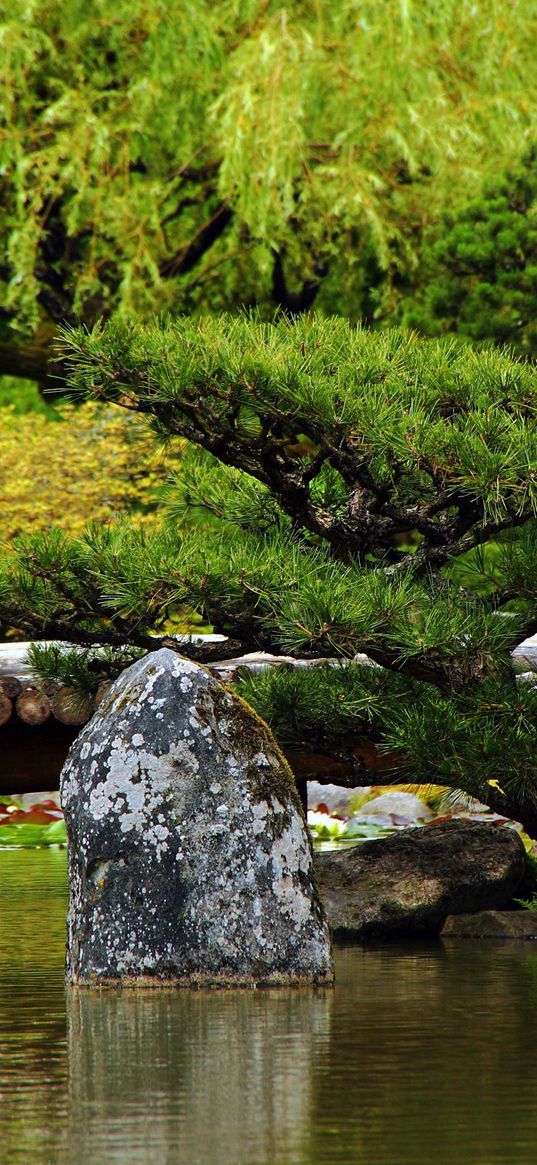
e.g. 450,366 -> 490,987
314,820 -> 526,941
61,649 -> 333,987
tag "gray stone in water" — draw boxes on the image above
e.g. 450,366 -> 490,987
358,791 -> 433,824
60,649 -> 333,987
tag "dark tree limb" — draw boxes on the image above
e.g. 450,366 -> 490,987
271,249 -> 329,314
0,339 -> 70,395
0,606 -> 249,664
84,361 -> 537,577
159,204 -> 233,278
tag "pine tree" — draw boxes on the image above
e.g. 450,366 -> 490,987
407,148 -> 537,356
2,313 -> 537,832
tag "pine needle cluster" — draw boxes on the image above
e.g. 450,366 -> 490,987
407,148 -> 537,356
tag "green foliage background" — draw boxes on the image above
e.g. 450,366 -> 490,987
2,0 -> 537,339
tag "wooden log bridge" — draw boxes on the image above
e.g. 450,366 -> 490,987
0,640 -> 397,798
2,635 -> 536,798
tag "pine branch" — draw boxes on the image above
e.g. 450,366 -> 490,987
59,315 -> 537,568
0,603 -> 248,663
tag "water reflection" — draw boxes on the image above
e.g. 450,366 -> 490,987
65,986 -> 332,1165
3,851 -> 537,1165
0,850 -> 68,1164
310,944 -> 537,1165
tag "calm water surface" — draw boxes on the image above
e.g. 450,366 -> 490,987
2,849 -> 537,1165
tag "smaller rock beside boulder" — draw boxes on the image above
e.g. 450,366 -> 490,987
307,781 -> 368,817
358,791 -> 433,826
314,820 -> 527,941
441,911 -> 537,940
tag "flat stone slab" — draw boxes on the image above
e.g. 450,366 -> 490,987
441,910 -> 537,939
61,649 -> 333,988
314,819 -> 526,941
511,633 -> 537,673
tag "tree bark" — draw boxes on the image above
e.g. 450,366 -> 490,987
0,339 -> 69,395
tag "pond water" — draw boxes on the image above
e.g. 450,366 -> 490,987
2,850 -> 537,1165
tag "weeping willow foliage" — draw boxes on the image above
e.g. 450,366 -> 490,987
2,0 -> 537,344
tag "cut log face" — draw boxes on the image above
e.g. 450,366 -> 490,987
60,648 -> 334,988
0,692 -> 13,728
50,687 -> 95,725
0,677 -> 23,700
15,689 -> 51,726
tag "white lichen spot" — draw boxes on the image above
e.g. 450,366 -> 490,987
251,750 -> 270,768
153,823 -> 170,841
165,740 -> 199,774
132,733 -> 145,747
251,800 -> 270,836
270,814 -> 313,924
170,656 -> 200,679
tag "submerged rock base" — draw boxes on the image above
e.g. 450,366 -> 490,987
442,911 -> 537,940
60,649 -> 333,987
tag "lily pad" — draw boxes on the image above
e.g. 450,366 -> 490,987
0,817 -> 66,848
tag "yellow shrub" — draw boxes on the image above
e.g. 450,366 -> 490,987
0,402 -> 182,543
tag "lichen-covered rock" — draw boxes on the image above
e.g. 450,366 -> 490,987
314,820 -> 526,941
60,649 -> 333,987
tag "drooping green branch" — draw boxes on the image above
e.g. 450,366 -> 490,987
58,313 -> 537,572
3,0 -> 537,395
